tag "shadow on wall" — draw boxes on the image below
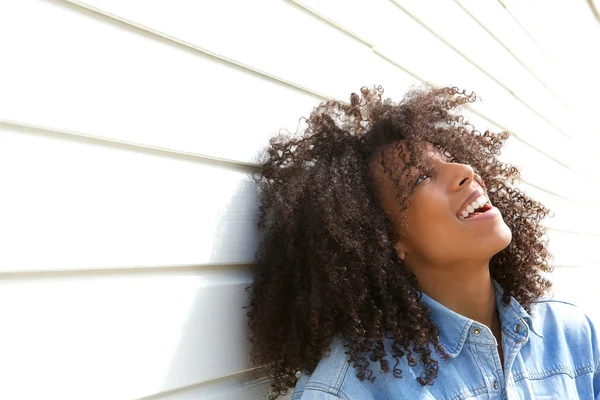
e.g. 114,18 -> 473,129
156,172 -> 279,399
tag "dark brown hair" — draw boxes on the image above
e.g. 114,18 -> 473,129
245,86 -> 553,399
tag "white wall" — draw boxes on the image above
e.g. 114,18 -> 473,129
0,1 -> 599,399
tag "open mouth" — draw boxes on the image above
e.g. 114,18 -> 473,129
457,193 -> 493,220
463,203 -> 492,219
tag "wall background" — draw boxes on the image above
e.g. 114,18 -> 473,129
1,1 -> 599,399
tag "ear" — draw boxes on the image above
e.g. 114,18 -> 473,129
394,241 -> 408,261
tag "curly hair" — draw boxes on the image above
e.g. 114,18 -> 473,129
244,85 -> 553,399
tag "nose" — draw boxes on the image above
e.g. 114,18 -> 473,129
450,163 -> 475,191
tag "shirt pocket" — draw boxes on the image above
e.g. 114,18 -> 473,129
512,367 -> 593,400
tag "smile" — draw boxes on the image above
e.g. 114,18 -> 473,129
457,193 -> 493,220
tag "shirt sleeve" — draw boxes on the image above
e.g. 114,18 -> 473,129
585,314 -> 600,399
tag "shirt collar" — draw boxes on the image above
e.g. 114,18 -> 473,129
490,278 -> 544,339
418,278 -> 543,359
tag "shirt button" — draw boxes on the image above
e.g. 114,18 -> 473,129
472,327 -> 481,336
493,380 -> 499,390
514,324 -> 522,333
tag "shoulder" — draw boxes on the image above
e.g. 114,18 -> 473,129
291,336 -> 394,400
531,299 -> 599,364
290,335 -> 441,400
290,337 -> 354,400
532,298 -> 593,331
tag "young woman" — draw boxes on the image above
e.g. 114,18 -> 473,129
245,86 -> 600,399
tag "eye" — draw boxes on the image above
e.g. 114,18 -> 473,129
415,173 -> 431,186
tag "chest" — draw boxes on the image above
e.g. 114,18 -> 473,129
375,341 -> 596,400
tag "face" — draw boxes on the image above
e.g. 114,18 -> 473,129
369,140 -> 512,270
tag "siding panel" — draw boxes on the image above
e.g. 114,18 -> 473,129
0,123 -> 260,272
0,267 -> 255,400
139,370 -> 291,400
1,121 -> 593,274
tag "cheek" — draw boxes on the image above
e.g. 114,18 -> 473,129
404,200 -> 458,251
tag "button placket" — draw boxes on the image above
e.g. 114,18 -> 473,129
469,322 -> 506,395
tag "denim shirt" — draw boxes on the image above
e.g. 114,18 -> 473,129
291,280 -> 600,399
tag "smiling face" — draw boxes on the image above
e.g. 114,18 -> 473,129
369,140 -> 512,270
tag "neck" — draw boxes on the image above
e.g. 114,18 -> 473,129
410,260 -> 499,334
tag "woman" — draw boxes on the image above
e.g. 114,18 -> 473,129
245,86 -> 600,399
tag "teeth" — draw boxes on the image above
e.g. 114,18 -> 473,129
477,195 -> 487,207
459,194 -> 490,219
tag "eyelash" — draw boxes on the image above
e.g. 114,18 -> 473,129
415,173 -> 432,186
417,170 -> 482,186
414,158 -> 466,186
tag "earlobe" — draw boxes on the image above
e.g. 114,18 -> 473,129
394,242 -> 407,261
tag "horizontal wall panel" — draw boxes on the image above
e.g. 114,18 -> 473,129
143,370 -> 290,400
0,124 -> 262,272
2,119 -> 594,273
0,267 -> 254,400
0,0 -> 323,166
63,0 -> 419,103
1,122 -> 594,274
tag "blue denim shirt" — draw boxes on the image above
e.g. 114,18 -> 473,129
291,280 -> 600,399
